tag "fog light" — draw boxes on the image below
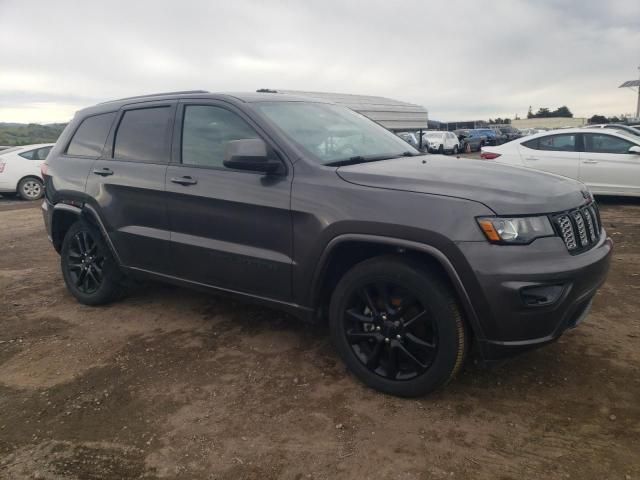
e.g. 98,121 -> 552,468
520,285 -> 564,307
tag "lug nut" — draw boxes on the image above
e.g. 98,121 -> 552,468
384,337 -> 390,343
396,334 -> 402,340
375,326 -> 381,331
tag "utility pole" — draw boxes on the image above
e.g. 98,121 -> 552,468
619,65 -> 640,120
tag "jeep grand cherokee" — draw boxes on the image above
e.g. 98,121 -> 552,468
41,91 -> 612,397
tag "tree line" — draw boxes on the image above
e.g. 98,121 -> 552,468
0,123 -> 67,146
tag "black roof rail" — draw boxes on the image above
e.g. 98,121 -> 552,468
98,90 -> 209,104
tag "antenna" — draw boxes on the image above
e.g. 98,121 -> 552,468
619,65 -> 640,119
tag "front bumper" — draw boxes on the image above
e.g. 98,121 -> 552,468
457,231 -> 612,360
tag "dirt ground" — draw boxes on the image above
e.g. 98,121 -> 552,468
0,195 -> 638,480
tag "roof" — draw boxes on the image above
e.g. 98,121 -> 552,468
78,91 -> 331,117
261,89 -> 429,131
77,89 -> 429,131
620,80 -> 640,88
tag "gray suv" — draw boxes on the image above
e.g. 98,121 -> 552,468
42,91 -> 612,397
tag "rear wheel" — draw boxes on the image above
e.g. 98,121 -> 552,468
329,256 -> 468,397
17,177 -> 43,200
60,220 -> 123,305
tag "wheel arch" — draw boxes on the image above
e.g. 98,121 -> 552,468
16,174 -> 44,191
51,203 -> 121,265
310,234 -> 484,340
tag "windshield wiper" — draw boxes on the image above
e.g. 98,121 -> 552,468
325,151 -> 416,167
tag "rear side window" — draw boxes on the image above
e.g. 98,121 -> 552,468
114,107 -> 172,163
66,112 -> 116,157
18,149 -> 35,160
19,146 -> 52,160
181,105 -> 260,168
523,134 -> 576,152
584,134 -> 633,154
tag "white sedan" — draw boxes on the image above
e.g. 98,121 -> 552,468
480,128 -> 640,197
0,144 -> 54,200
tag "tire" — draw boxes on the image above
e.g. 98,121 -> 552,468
17,177 -> 44,201
453,145 -> 459,155
329,256 -> 468,397
60,219 -> 124,305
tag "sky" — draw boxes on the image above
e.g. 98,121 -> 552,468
1,0 -> 639,124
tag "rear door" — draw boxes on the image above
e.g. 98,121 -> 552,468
518,133 -> 580,180
580,133 -> 640,195
85,101 -> 176,273
164,100 -> 293,301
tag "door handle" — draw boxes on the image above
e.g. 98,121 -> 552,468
525,157 -> 539,161
170,176 -> 198,186
93,167 -> 114,176
583,160 -> 599,164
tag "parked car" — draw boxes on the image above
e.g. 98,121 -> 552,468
519,128 -> 547,137
470,128 -> 500,146
498,127 -> 521,141
396,132 -> 419,149
0,143 -> 53,200
42,91 -> 612,397
481,128 -> 640,197
584,124 -> 640,137
490,127 -> 508,144
454,129 -> 483,153
422,131 -> 460,154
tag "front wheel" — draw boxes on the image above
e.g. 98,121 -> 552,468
17,177 -> 43,200
329,256 -> 468,397
60,220 -> 124,305
453,145 -> 459,155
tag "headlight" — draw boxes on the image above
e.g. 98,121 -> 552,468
477,216 -> 555,244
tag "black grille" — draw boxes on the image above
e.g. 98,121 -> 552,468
552,203 -> 601,254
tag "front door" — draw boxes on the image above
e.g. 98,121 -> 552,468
164,101 -> 293,301
580,133 -> 640,196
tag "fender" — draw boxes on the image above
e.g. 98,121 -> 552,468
51,202 -> 122,265
309,233 -> 485,341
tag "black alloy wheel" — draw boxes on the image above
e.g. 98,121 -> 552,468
329,256 -> 468,397
66,230 -> 105,294
343,281 -> 437,381
60,220 -> 123,305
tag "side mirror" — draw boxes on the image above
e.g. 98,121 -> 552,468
628,145 -> 640,154
223,139 -> 281,173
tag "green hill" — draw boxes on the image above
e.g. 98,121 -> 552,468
0,123 -> 67,146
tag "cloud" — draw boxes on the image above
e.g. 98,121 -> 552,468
0,0 -> 638,122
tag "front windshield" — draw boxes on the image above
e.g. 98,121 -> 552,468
253,101 -> 419,165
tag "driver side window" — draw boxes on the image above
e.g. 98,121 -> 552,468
181,105 -> 260,168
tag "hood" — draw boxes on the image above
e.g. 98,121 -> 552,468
336,156 -> 589,215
